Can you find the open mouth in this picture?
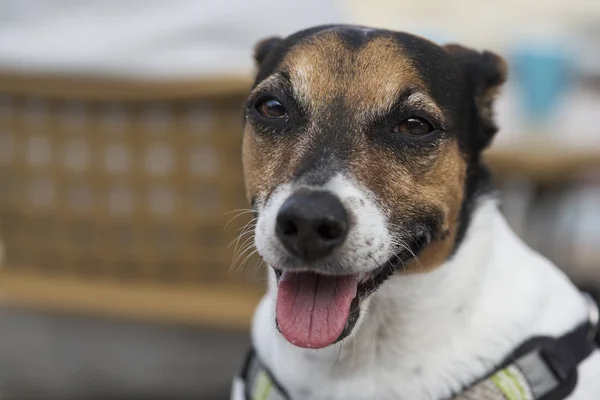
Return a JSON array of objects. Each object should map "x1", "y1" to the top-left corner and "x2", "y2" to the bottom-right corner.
[{"x1": 273, "y1": 251, "x2": 407, "y2": 349}]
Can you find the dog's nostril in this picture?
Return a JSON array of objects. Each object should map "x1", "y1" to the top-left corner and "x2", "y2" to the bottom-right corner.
[
  {"x1": 317, "y1": 220, "x2": 343, "y2": 241},
  {"x1": 279, "y1": 218, "x2": 298, "y2": 236}
]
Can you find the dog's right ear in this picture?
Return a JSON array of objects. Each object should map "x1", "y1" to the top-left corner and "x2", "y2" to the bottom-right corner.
[{"x1": 254, "y1": 37, "x2": 282, "y2": 66}]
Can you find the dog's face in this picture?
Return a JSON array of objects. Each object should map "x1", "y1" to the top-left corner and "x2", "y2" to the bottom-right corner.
[{"x1": 243, "y1": 25, "x2": 506, "y2": 349}]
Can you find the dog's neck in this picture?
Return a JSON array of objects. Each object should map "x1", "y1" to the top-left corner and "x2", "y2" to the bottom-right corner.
[{"x1": 252, "y1": 198, "x2": 588, "y2": 399}]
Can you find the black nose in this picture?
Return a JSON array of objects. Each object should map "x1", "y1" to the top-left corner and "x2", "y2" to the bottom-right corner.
[{"x1": 275, "y1": 190, "x2": 349, "y2": 261}]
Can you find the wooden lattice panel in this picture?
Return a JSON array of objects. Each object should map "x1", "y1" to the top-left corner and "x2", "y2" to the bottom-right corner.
[{"x1": 0, "y1": 78, "x2": 264, "y2": 302}]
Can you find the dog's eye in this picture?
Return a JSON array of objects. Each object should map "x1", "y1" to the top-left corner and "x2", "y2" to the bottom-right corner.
[
  {"x1": 394, "y1": 118, "x2": 434, "y2": 136},
  {"x1": 255, "y1": 97, "x2": 287, "y2": 119}
]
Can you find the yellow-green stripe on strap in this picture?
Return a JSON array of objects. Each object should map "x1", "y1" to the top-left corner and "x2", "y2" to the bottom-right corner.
[
  {"x1": 490, "y1": 367, "x2": 530, "y2": 400},
  {"x1": 252, "y1": 370, "x2": 273, "y2": 400}
]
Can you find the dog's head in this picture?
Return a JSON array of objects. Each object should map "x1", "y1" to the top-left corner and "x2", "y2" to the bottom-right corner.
[{"x1": 242, "y1": 25, "x2": 507, "y2": 349}]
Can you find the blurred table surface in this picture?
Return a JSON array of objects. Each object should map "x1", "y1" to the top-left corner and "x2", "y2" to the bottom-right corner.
[
  {"x1": 485, "y1": 137, "x2": 600, "y2": 184},
  {"x1": 0, "y1": 270, "x2": 264, "y2": 330}
]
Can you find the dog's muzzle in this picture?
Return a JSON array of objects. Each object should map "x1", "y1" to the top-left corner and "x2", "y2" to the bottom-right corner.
[{"x1": 254, "y1": 176, "x2": 404, "y2": 350}]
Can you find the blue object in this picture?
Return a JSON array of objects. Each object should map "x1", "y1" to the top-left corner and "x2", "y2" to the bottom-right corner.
[{"x1": 509, "y1": 43, "x2": 572, "y2": 126}]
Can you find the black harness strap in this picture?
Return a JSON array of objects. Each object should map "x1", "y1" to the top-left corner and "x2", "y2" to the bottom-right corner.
[{"x1": 541, "y1": 322, "x2": 597, "y2": 383}]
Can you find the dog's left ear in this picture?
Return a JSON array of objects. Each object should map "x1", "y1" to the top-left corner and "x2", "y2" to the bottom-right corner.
[
  {"x1": 254, "y1": 36, "x2": 282, "y2": 66},
  {"x1": 445, "y1": 44, "x2": 508, "y2": 152}
]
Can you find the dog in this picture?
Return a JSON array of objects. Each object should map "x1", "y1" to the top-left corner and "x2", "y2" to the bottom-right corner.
[{"x1": 231, "y1": 25, "x2": 600, "y2": 400}]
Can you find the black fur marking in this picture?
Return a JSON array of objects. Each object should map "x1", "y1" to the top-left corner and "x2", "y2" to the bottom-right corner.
[
  {"x1": 334, "y1": 25, "x2": 375, "y2": 51},
  {"x1": 254, "y1": 37, "x2": 283, "y2": 65},
  {"x1": 292, "y1": 97, "x2": 355, "y2": 185},
  {"x1": 452, "y1": 163, "x2": 494, "y2": 255}
]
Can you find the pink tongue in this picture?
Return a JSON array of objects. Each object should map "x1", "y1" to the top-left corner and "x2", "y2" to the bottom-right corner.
[{"x1": 276, "y1": 271, "x2": 358, "y2": 349}]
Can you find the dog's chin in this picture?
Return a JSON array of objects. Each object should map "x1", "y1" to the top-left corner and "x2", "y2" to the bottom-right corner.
[{"x1": 271, "y1": 250, "x2": 408, "y2": 349}]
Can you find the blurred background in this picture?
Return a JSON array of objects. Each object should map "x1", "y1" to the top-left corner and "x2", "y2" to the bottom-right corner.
[{"x1": 0, "y1": 1, "x2": 598, "y2": 399}]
